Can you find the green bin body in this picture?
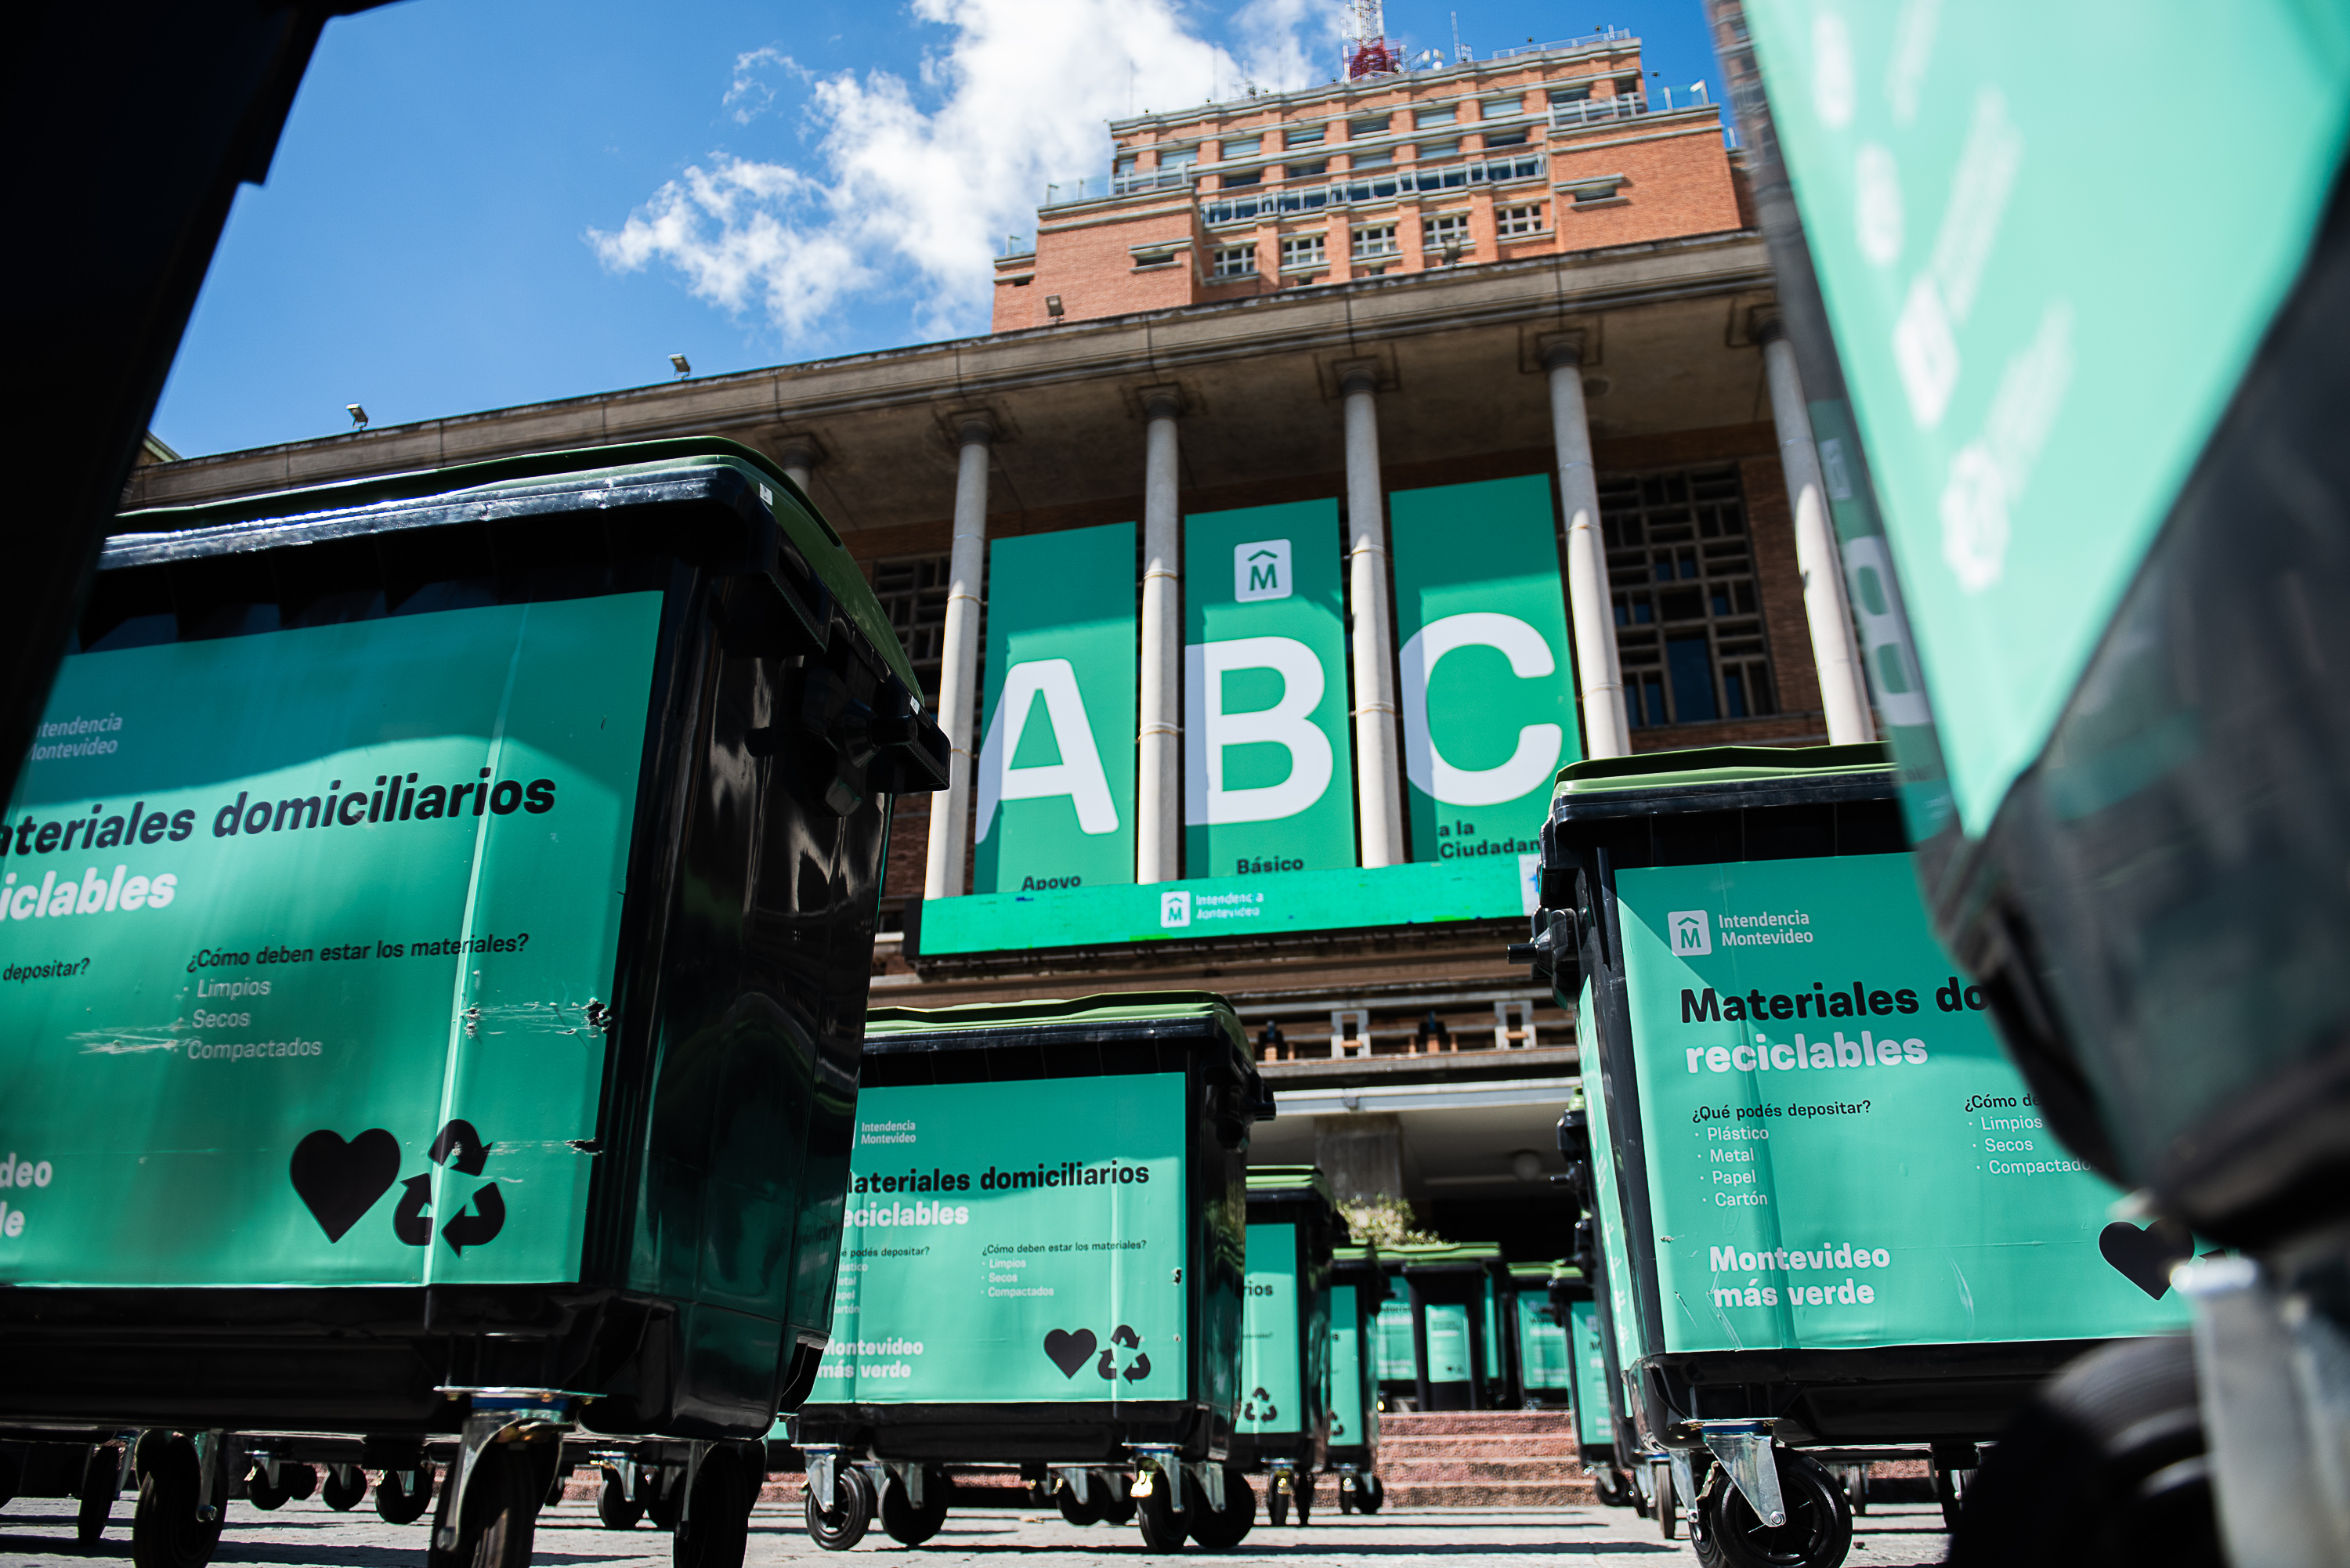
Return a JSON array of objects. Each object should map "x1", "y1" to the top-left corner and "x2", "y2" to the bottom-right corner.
[
  {"x1": 1510, "y1": 1263, "x2": 1574, "y2": 1410},
  {"x1": 1229, "y1": 1169, "x2": 1339, "y2": 1476},
  {"x1": 1383, "y1": 1243, "x2": 1507, "y2": 1412},
  {"x1": 0, "y1": 439, "x2": 945, "y2": 1443},
  {"x1": 1537, "y1": 746, "x2": 2189, "y2": 1461},
  {"x1": 1323, "y1": 1245, "x2": 1386, "y2": 1477},
  {"x1": 790, "y1": 992, "x2": 1265, "y2": 1465}
]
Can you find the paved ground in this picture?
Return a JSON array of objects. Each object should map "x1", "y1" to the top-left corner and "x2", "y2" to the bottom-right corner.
[{"x1": 0, "y1": 1495, "x2": 1951, "y2": 1568}]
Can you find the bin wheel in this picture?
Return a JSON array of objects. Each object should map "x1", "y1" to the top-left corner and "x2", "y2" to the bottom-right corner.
[
  {"x1": 1185, "y1": 1466, "x2": 1254, "y2": 1552},
  {"x1": 244, "y1": 1465, "x2": 287, "y2": 1512},
  {"x1": 1691, "y1": 1450, "x2": 1851, "y2": 1568},
  {"x1": 1841, "y1": 1466, "x2": 1866, "y2": 1519},
  {"x1": 78, "y1": 1446, "x2": 119, "y2": 1543},
  {"x1": 375, "y1": 1465, "x2": 435, "y2": 1526},
  {"x1": 879, "y1": 1467, "x2": 950, "y2": 1548},
  {"x1": 1358, "y1": 1474, "x2": 1383, "y2": 1516},
  {"x1": 1096, "y1": 1472, "x2": 1135, "y2": 1526},
  {"x1": 1336, "y1": 1478, "x2": 1354, "y2": 1516},
  {"x1": 1133, "y1": 1467, "x2": 1187, "y2": 1554},
  {"x1": 425, "y1": 1443, "x2": 541, "y2": 1568},
  {"x1": 805, "y1": 1464, "x2": 874, "y2": 1552},
  {"x1": 131, "y1": 1436, "x2": 224, "y2": 1568},
  {"x1": 675, "y1": 1445, "x2": 754, "y2": 1568},
  {"x1": 598, "y1": 1469, "x2": 645, "y2": 1530},
  {"x1": 323, "y1": 1465, "x2": 367, "y2": 1512},
  {"x1": 1055, "y1": 1478, "x2": 1103, "y2": 1527},
  {"x1": 1267, "y1": 1488, "x2": 1289, "y2": 1528},
  {"x1": 1947, "y1": 1335, "x2": 2218, "y2": 1568},
  {"x1": 646, "y1": 1472, "x2": 683, "y2": 1533},
  {"x1": 1293, "y1": 1475, "x2": 1314, "y2": 1526},
  {"x1": 281, "y1": 1463, "x2": 319, "y2": 1503}
]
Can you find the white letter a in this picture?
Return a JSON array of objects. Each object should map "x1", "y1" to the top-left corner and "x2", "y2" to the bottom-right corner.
[{"x1": 975, "y1": 659, "x2": 1119, "y2": 840}]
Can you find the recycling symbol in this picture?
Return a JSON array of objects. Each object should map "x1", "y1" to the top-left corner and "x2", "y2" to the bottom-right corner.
[
  {"x1": 1093, "y1": 1324, "x2": 1152, "y2": 1385},
  {"x1": 1242, "y1": 1385, "x2": 1279, "y2": 1422},
  {"x1": 392, "y1": 1119, "x2": 507, "y2": 1254}
]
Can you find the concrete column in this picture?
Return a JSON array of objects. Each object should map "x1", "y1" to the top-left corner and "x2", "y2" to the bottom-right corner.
[
  {"x1": 1314, "y1": 1112, "x2": 1405, "y2": 1207},
  {"x1": 923, "y1": 419, "x2": 993, "y2": 899},
  {"x1": 1137, "y1": 393, "x2": 1183, "y2": 883},
  {"x1": 1548, "y1": 343, "x2": 1630, "y2": 757},
  {"x1": 1341, "y1": 368, "x2": 1405, "y2": 867},
  {"x1": 1759, "y1": 323, "x2": 1875, "y2": 745},
  {"x1": 776, "y1": 444, "x2": 816, "y2": 496}
]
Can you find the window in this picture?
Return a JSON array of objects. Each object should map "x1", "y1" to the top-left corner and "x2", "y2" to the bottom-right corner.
[
  {"x1": 869, "y1": 555, "x2": 952, "y2": 704},
  {"x1": 1349, "y1": 115, "x2": 1391, "y2": 137},
  {"x1": 1115, "y1": 155, "x2": 1139, "y2": 175},
  {"x1": 1415, "y1": 138, "x2": 1460, "y2": 160},
  {"x1": 1422, "y1": 211, "x2": 1470, "y2": 256},
  {"x1": 1480, "y1": 127, "x2": 1530, "y2": 149},
  {"x1": 1351, "y1": 224, "x2": 1398, "y2": 260},
  {"x1": 1211, "y1": 244, "x2": 1258, "y2": 278},
  {"x1": 1160, "y1": 146, "x2": 1199, "y2": 168},
  {"x1": 1414, "y1": 105, "x2": 1459, "y2": 129},
  {"x1": 1283, "y1": 125, "x2": 1326, "y2": 148},
  {"x1": 1285, "y1": 160, "x2": 1327, "y2": 179},
  {"x1": 1279, "y1": 233, "x2": 1326, "y2": 271},
  {"x1": 1221, "y1": 170, "x2": 1262, "y2": 189},
  {"x1": 1132, "y1": 248, "x2": 1178, "y2": 269},
  {"x1": 1564, "y1": 174, "x2": 1628, "y2": 204},
  {"x1": 1482, "y1": 95, "x2": 1526, "y2": 117},
  {"x1": 1220, "y1": 134, "x2": 1261, "y2": 157},
  {"x1": 1547, "y1": 83, "x2": 1593, "y2": 104},
  {"x1": 1498, "y1": 203, "x2": 1545, "y2": 236},
  {"x1": 1614, "y1": 76, "x2": 1642, "y2": 96},
  {"x1": 1600, "y1": 467, "x2": 1776, "y2": 728},
  {"x1": 1349, "y1": 149, "x2": 1393, "y2": 169}
]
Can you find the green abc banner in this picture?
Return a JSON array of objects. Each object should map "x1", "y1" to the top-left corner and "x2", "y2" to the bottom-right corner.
[
  {"x1": 1744, "y1": 2, "x2": 2350, "y2": 835},
  {"x1": 1327, "y1": 1282, "x2": 1366, "y2": 1447},
  {"x1": 1390, "y1": 475, "x2": 1579, "y2": 880},
  {"x1": 1184, "y1": 502, "x2": 1356, "y2": 878},
  {"x1": 974, "y1": 522, "x2": 1137, "y2": 894},
  {"x1": 1238, "y1": 1221, "x2": 1300, "y2": 1434},
  {"x1": 0, "y1": 594, "x2": 661, "y2": 1287},
  {"x1": 813, "y1": 1074, "x2": 1186, "y2": 1404},
  {"x1": 1568, "y1": 1299, "x2": 1610, "y2": 1448},
  {"x1": 1513, "y1": 1292, "x2": 1571, "y2": 1390},
  {"x1": 1616, "y1": 853, "x2": 2192, "y2": 1352}
]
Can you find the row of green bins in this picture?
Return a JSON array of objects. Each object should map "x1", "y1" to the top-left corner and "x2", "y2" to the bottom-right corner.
[
  {"x1": 0, "y1": 441, "x2": 948, "y2": 1568},
  {"x1": 1553, "y1": 1109, "x2": 1640, "y2": 1514},
  {"x1": 788, "y1": 993, "x2": 1270, "y2": 1554},
  {"x1": 1517, "y1": 746, "x2": 2191, "y2": 1566},
  {"x1": 1324, "y1": 1245, "x2": 1386, "y2": 1513},
  {"x1": 1717, "y1": 5, "x2": 2350, "y2": 1559},
  {"x1": 1228, "y1": 1169, "x2": 1340, "y2": 1525},
  {"x1": 1376, "y1": 1243, "x2": 1509, "y2": 1411}
]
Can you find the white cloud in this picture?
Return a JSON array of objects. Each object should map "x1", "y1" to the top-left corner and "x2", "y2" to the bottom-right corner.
[{"x1": 588, "y1": 0, "x2": 1340, "y2": 346}]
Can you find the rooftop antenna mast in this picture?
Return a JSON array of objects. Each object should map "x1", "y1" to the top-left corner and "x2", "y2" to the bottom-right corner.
[
  {"x1": 1452, "y1": 9, "x2": 1466, "y2": 63},
  {"x1": 1343, "y1": 0, "x2": 1401, "y2": 79}
]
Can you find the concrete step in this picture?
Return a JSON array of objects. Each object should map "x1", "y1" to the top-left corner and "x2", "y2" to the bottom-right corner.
[
  {"x1": 1377, "y1": 1456, "x2": 1593, "y2": 1483},
  {"x1": 1382, "y1": 1478, "x2": 1599, "y2": 1508},
  {"x1": 1380, "y1": 1435, "x2": 1580, "y2": 1459},
  {"x1": 1379, "y1": 1411, "x2": 1577, "y2": 1436}
]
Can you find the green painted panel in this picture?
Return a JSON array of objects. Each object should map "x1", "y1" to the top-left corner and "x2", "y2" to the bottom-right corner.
[
  {"x1": 1184, "y1": 502, "x2": 1357, "y2": 876},
  {"x1": 1240, "y1": 1221, "x2": 1301, "y2": 1434},
  {"x1": 812, "y1": 1074, "x2": 1187, "y2": 1403},
  {"x1": 1373, "y1": 1295, "x2": 1417, "y2": 1381},
  {"x1": 1424, "y1": 1302, "x2": 1473, "y2": 1382},
  {"x1": 1514, "y1": 1292, "x2": 1572, "y2": 1390},
  {"x1": 1569, "y1": 1299, "x2": 1611, "y2": 1447},
  {"x1": 1744, "y1": 2, "x2": 2350, "y2": 833},
  {"x1": 0, "y1": 594, "x2": 661, "y2": 1286},
  {"x1": 1328, "y1": 1283, "x2": 1367, "y2": 1444},
  {"x1": 1390, "y1": 475, "x2": 1579, "y2": 869},
  {"x1": 974, "y1": 523, "x2": 1137, "y2": 893}
]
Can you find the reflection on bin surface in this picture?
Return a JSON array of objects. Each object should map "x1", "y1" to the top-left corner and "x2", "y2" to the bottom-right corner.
[
  {"x1": 1542, "y1": 745, "x2": 2189, "y2": 1450},
  {"x1": 0, "y1": 439, "x2": 946, "y2": 1436},
  {"x1": 793, "y1": 991, "x2": 1267, "y2": 1461},
  {"x1": 1230, "y1": 1167, "x2": 1340, "y2": 1483}
]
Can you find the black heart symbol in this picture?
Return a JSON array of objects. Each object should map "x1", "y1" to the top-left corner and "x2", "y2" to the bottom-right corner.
[
  {"x1": 290, "y1": 1128, "x2": 401, "y2": 1242},
  {"x1": 2099, "y1": 1219, "x2": 2193, "y2": 1299},
  {"x1": 1043, "y1": 1328, "x2": 1097, "y2": 1378}
]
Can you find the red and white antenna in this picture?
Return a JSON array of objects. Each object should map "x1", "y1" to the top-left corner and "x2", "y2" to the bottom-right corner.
[{"x1": 1343, "y1": 0, "x2": 1401, "y2": 79}]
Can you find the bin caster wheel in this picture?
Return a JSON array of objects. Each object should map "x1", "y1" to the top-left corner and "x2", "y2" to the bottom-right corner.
[
  {"x1": 598, "y1": 1469, "x2": 645, "y2": 1530},
  {"x1": 131, "y1": 1436, "x2": 225, "y2": 1568},
  {"x1": 1947, "y1": 1335, "x2": 2219, "y2": 1568},
  {"x1": 1337, "y1": 1478, "x2": 1354, "y2": 1516},
  {"x1": 1267, "y1": 1486, "x2": 1289, "y2": 1528},
  {"x1": 675, "y1": 1445, "x2": 754, "y2": 1568},
  {"x1": 425, "y1": 1443, "x2": 541, "y2": 1568},
  {"x1": 1097, "y1": 1472, "x2": 1135, "y2": 1526},
  {"x1": 646, "y1": 1471, "x2": 683, "y2": 1532},
  {"x1": 375, "y1": 1465, "x2": 435, "y2": 1526},
  {"x1": 78, "y1": 1445, "x2": 120, "y2": 1544},
  {"x1": 1055, "y1": 1476, "x2": 1103, "y2": 1527},
  {"x1": 880, "y1": 1467, "x2": 950, "y2": 1548},
  {"x1": 1186, "y1": 1466, "x2": 1254, "y2": 1552},
  {"x1": 281, "y1": 1464, "x2": 319, "y2": 1502},
  {"x1": 1293, "y1": 1475, "x2": 1314, "y2": 1526},
  {"x1": 805, "y1": 1465, "x2": 874, "y2": 1552},
  {"x1": 323, "y1": 1465, "x2": 367, "y2": 1512},
  {"x1": 1691, "y1": 1450, "x2": 1851, "y2": 1568},
  {"x1": 1133, "y1": 1466, "x2": 1187, "y2": 1554},
  {"x1": 244, "y1": 1465, "x2": 287, "y2": 1512},
  {"x1": 1357, "y1": 1474, "x2": 1383, "y2": 1515}
]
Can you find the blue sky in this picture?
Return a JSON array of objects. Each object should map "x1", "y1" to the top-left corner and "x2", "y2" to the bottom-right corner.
[{"x1": 153, "y1": 0, "x2": 1730, "y2": 458}]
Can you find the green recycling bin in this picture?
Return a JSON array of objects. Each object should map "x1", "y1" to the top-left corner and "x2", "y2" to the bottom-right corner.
[
  {"x1": 1509, "y1": 1263, "x2": 1573, "y2": 1408},
  {"x1": 1553, "y1": 1108, "x2": 1640, "y2": 1514},
  {"x1": 1386, "y1": 1243, "x2": 1507, "y2": 1412},
  {"x1": 1322, "y1": 1243, "x2": 1386, "y2": 1514},
  {"x1": 788, "y1": 992, "x2": 1270, "y2": 1554},
  {"x1": 1229, "y1": 1167, "x2": 1340, "y2": 1526},
  {"x1": 0, "y1": 439, "x2": 946, "y2": 1568},
  {"x1": 1517, "y1": 746, "x2": 2193, "y2": 1564},
  {"x1": 1370, "y1": 1277, "x2": 1418, "y2": 1408}
]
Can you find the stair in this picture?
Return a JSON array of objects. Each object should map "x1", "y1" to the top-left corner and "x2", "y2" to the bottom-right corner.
[{"x1": 1374, "y1": 1408, "x2": 1597, "y2": 1509}]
